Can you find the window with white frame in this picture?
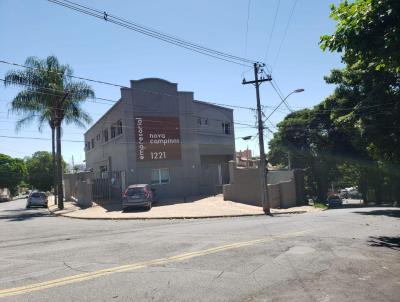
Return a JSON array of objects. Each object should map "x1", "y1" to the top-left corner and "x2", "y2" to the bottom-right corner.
[
  {"x1": 110, "y1": 125, "x2": 116, "y2": 139},
  {"x1": 151, "y1": 168, "x2": 170, "y2": 185},
  {"x1": 222, "y1": 122, "x2": 231, "y2": 134},
  {"x1": 103, "y1": 129, "x2": 109, "y2": 142},
  {"x1": 116, "y1": 120, "x2": 123, "y2": 135}
]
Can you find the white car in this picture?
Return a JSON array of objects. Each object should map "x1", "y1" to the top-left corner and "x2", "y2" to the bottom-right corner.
[
  {"x1": 0, "y1": 188, "x2": 11, "y2": 202},
  {"x1": 26, "y1": 192, "x2": 48, "y2": 208}
]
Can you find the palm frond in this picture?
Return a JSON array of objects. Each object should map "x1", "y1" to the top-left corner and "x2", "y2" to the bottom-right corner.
[
  {"x1": 65, "y1": 81, "x2": 95, "y2": 101},
  {"x1": 5, "y1": 55, "x2": 95, "y2": 134},
  {"x1": 15, "y1": 113, "x2": 37, "y2": 132}
]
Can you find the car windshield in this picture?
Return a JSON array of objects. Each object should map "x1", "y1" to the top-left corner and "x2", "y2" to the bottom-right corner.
[
  {"x1": 126, "y1": 188, "x2": 144, "y2": 196},
  {"x1": 31, "y1": 192, "x2": 45, "y2": 198}
]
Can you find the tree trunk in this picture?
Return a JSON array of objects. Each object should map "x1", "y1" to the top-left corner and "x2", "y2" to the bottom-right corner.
[
  {"x1": 56, "y1": 125, "x2": 64, "y2": 210},
  {"x1": 51, "y1": 126, "x2": 57, "y2": 205}
]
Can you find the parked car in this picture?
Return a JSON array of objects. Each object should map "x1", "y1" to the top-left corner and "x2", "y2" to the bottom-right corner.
[
  {"x1": 0, "y1": 188, "x2": 11, "y2": 202},
  {"x1": 339, "y1": 189, "x2": 348, "y2": 199},
  {"x1": 326, "y1": 195, "x2": 343, "y2": 208},
  {"x1": 26, "y1": 191, "x2": 48, "y2": 208},
  {"x1": 25, "y1": 190, "x2": 32, "y2": 198},
  {"x1": 122, "y1": 184, "x2": 153, "y2": 211}
]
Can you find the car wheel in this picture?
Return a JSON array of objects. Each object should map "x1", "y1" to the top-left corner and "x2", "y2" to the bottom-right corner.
[{"x1": 26, "y1": 204, "x2": 30, "y2": 209}]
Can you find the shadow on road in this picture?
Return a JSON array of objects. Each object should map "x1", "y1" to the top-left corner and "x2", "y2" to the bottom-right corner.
[
  {"x1": 353, "y1": 209, "x2": 400, "y2": 218},
  {"x1": 95, "y1": 195, "x2": 212, "y2": 213},
  {"x1": 0, "y1": 209, "x2": 49, "y2": 222},
  {"x1": 368, "y1": 236, "x2": 400, "y2": 251}
]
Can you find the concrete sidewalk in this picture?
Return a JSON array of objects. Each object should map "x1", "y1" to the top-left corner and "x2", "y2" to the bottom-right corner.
[{"x1": 48, "y1": 195, "x2": 322, "y2": 219}]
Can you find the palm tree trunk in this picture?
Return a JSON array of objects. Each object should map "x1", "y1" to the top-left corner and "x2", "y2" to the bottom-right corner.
[
  {"x1": 51, "y1": 126, "x2": 58, "y2": 205},
  {"x1": 56, "y1": 124, "x2": 64, "y2": 210}
]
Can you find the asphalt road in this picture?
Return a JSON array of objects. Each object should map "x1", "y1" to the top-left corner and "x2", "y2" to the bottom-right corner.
[{"x1": 0, "y1": 198, "x2": 399, "y2": 302}]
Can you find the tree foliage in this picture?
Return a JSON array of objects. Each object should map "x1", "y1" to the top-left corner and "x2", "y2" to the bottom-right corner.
[
  {"x1": 4, "y1": 55, "x2": 95, "y2": 208},
  {"x1": 0, "y1": 154, "x2": 27, "y2": 195},
  {"x1": 270, "y1": 0, "x2": 400, "y2": 203},
  {"x1": 4, "y1": 56, "x2": 94, "y2": 131},
  {"x1": 320, "y1": 0, "x2": 400, "y2": 73},
  {"x1": 25, "y1": 151, "x2": 66, "y2": 191}
]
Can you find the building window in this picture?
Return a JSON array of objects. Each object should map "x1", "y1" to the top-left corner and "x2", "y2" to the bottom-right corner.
[
  {"x1": 91, "y1": 139, "x2": 95, "y2": 149},
  {"x1": 116, "y1": 120, "x2": 123, "y2": 135},
  {"x1": 96, "y1": 133, "x2": 100, "y2": 141},
  {"x1": 151, "y1": 168, "x2": 170, "y2": 185},
  {"x1": 99, "y1": 165, "x2": 108, "y2": 179},
  {"x1": 85, "y1": 141, "x2": 90, "y2": 151},
  {"x1": 103, "y1": 129, "x2": 109, "y2": 142},
  {"x1": 111, "y1": 125, "x2": 116, "y2": 139},
  {"x1": 222, "y1": 122, "x2": 231, "y2": 134},
  {"x1": 198, "y1": 117, "x2": 209, "y2": 126}
]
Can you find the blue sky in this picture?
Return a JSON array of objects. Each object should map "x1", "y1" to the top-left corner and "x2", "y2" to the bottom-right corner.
[{"x1": 0, "y1": 0, "x2": 342, "y2": 165}]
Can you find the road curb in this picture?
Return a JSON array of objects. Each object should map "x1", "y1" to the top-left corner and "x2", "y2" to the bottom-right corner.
[{"x1": 47, "y1": 208, "x2": 309, "y2": 220}]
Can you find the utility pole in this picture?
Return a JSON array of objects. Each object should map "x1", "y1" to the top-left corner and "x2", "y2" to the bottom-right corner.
[{"x1": 242, "y1": 62, "x2": 272, "y2": 215}]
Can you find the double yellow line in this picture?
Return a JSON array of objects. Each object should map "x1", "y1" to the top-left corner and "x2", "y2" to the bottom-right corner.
[{"x1": 0, "y1": 230, "x2": 308, "y2": 298}]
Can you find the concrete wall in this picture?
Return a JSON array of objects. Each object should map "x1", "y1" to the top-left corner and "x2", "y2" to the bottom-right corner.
[
  {"x1": 279, "y1": 180, "x2": 296, "y2": 208},
  {"x1": 268, "y1": 184, "x2": 281, "y2": 208},
  {"x1": 64, "y1": 172, "x2": 93, "y2": 207},
  {"x1": 76, "y1": 181, "x2": 93, "y2": 208},
  {"x1": 223, "y1": 161, "x2": 302, "y2": 208}
]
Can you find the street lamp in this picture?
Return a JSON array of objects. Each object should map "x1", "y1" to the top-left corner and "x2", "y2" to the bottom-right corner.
[
  {"x1": 266, "y1": 88, "x2": 305, "y2": 120},
  {"x1": 274, "y1": 88, "x2": 304, "y2": 171}
]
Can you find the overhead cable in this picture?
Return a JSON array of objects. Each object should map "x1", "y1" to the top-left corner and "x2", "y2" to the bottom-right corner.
[{"x1": 47, "y1": 0, "x2": 258, "y2": 67}]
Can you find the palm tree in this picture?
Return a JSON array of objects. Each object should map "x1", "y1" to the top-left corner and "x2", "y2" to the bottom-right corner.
[{"x1": 4, "y1": 56, "x2": 94, "y2": 209}]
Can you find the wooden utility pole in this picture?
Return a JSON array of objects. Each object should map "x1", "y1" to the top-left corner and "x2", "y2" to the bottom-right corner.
[{"x1": 242, "y1": 63, "x2": 272, "y2": 215}]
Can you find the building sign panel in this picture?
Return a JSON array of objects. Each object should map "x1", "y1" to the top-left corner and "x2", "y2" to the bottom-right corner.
[{"x1": 135, "y1": 116, "x2": 181, "y2": 161}]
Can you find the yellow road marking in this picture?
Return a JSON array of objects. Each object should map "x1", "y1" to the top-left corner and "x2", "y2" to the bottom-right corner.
[{"x1": 0, "y1": 230, "x2": 308, "y2": 298}]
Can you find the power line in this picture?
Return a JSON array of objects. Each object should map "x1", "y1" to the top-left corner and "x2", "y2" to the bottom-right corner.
[
  {"x1": 264, "y1": 0, "x2": 280, "y2": 62},
  {"x1": 0, "y1": 135, "x2": 84, "y2": 143},
  {"x1": 47, "y1": 0, "x2": 258, "y2": 67},
  {"x1": 243, "y1": 0, "x2": 252, "y2": 76},
  {"x1": 0, "y1": 62, "x2": 258, "y2": 110},
  {"x1": 270, "y1": 80, "x2": 293, "y2": 112},
  {"x1": 259, "y1": 68, "x2": 294, "y2": 114},
  {"x1": 272, "y1": 0, "x2": 298, "y2": 70},
  {"x1": 0, "y1": 60, "x2": 125, "y2": 89}
]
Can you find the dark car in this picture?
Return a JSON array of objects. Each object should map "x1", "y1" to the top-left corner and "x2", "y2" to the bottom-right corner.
[
  {"x1": 326, "y1": 195, "x2": 343, "y2": 208},
  {"x1": 122, "y1": 184, "x2": 153, "y2": 211}
]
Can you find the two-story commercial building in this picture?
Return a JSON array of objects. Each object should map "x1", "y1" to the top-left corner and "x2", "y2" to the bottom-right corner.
[{"x1": 84, "y1": 78, "x2": 235, "y2": 198}]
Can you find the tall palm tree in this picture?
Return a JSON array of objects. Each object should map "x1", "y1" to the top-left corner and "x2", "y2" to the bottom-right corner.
[{"x1": 4, "y1": 56, "x2": 94, "y2": 209}]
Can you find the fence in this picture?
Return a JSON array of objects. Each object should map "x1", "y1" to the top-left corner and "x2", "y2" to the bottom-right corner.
[
  {"x1": 92, "y1": 171, "x2": 125, "y2": 203},
  {"x1": 64, "y1": 170, "x2": 126, "y2": 207}
]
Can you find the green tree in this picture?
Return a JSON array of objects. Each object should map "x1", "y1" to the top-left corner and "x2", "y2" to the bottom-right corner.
[
  {"x1": 320, "y1": 0, "x2": 400, "y2": 202},
  {"x1": 268, "y1": 99, "x2": 368, "y2": 202},
  {"x1": 25, "y1": 151, "x2": 66, "y2": 191},
  {"x1": 0, "y1": 154, "x2": 27, "y2": 196},
  {"x1": 4, "y1": 56, "x2": 94, "y2": 209},
  {"x1": 320, "y1": 0, "x2": 400, "y2": 73},
  {"x1": 269, "y1": 0, "x2": 400, "y2": 203}
]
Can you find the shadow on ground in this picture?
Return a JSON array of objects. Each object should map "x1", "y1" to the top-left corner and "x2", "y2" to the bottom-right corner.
[
  {"x1": 94, "y1": 195, "x2": 213, "y2": 213},
  {"x1": 368, "y1": 236, "x2": 400, "y2": 251},
  {"x1": 0, "y1": 208, "x2": 49, "y2": 222},
  {"x1": 353, "y1": 209, "x2": 400, "y2": 218}
]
